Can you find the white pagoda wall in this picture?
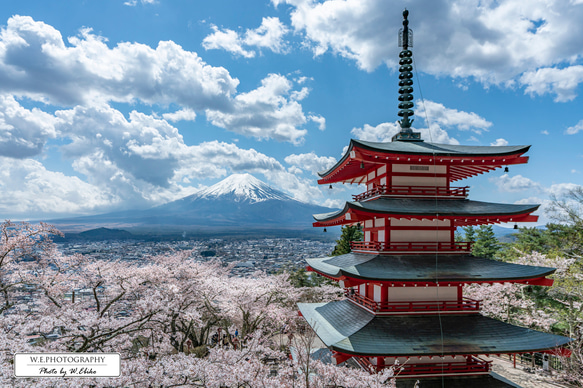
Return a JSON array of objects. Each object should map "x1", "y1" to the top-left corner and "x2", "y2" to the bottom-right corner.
[
  {"x1": 389, "y1": 219, "x2": 452, "y2": 242},
  {"x1": 388, "y1": 287, "x2": 457, "y2": 302}
]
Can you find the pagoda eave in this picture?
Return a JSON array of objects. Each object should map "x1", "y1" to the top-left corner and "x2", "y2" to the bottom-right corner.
[
  {"x1": 313, "y1": 201, "x2": 539, "y2": 227},
  {"x1": 307, "y1": 271, "x2": 554, "y2": 288},
  {"x1": 306, "y1": 254, "x2": 556, "y2": 285},
  {"x1": 298, "y1": 300, "x2": 572, "y2": 358},
  {"x1": 318, "y1": 140, "x2": 531, "y2": 185}
]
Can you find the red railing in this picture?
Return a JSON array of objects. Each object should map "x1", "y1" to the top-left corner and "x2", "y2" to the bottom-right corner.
[
  {"x1": 353, "y1": 185, "x2": 469, "y2": 201},
  {"x1": 345, "y1": 290, "x2": 481, "y2": 313},
  {"x1": 350, "y1": 241, "x2": 472, "y2": 253},
  {"x1": 356, "y1": 356, "x2": 491, "y2": 376}
]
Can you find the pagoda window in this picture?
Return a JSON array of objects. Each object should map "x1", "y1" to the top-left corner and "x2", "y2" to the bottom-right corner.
[
  {"x1": 388, "y1": 286, "x2": 457, "y2": 303},
  {"x1": 392, "y1": 164, "x2": 446, "y2": 174},
  {"x1": 377, "y1": 165, "x2": 387, "y2": 176},
  {"x1": 368, "y1": 171, "x2": 376, "y2": 181},
  {"x1": 364, "y1": 230, "x2": 371, "y2": 242},
  {"x1": 380, "y1": 176, "x2": 387, "y2": 185},
  {"x1": 392, "y1": 175, "x2": 447, "y2": 187},
  {"x1": 373, "y1": 284, "x2": 382, "y2": 302},
  {"x1": 359, "y1": 283, "x2": 366, "y2": 296},
  {"x1": 365, "y1": 220, "x2": 374, "y2": 228},
  {"x1": 391, "y1": 229, "x2": 450, "y2": 242},
  {"x1": 378, "y1": 230, "x2": 385, "y2": 242},
  {"x1": 374, "y1": 218, "x2": 385, "y2": 227}
]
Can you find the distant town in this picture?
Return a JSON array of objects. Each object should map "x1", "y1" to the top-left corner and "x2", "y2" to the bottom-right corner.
[{"x1": 56, "y1": 237, "x2": 336, "y2": 277}]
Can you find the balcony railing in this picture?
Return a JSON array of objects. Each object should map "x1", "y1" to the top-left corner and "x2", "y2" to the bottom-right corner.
[
  {"x1": 353, "y1": 185, "x2": 469, "y2": 201},
  {"x1": 345, "y1": 290, "x2": 481, "y2": 313},
  {"x1": 356, "y1": 355, "x2": 491, "y2": 375},
  {"x1": 350, "y1": 241, "x2": 472, "y2": 253}
]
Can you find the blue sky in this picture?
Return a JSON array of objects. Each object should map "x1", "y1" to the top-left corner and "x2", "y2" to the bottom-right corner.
[{"x1": 1, "y1": 0, "x2": 582, "y2": 226}]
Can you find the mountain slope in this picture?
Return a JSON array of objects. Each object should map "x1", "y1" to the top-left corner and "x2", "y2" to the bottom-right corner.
[{"x1": 48, "y1": 174, "x2": 336, "y2": 233}]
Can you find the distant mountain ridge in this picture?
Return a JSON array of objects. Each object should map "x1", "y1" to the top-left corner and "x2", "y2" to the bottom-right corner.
[{"x1": 47, "y1": 174, "x2": 337, "y2": 236}]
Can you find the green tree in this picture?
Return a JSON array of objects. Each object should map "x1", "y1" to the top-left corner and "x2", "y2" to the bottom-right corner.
[
  {"x1": 461, "y1": 225, "x2": 476, "y2": 242},
  {"x1": 331, "y1": 224, "x2": 363, "y2": 256},
  {"x1": 471, "y1": 225, "x2": 501, "y2": 259}
]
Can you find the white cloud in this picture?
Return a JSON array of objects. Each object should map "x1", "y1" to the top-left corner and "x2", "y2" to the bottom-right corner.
[
  {"x1": 162, "y1": 108, "x2": 196, "y2": 122},
  {"x1": 0, "y1": 16, "x2": 238, "y2": 108},
  {"x1": 308, "y1": 114, "x2": 326, "y2": 130},
  {"x1": 0, "y1": 157, "x2": 112, "y2": 219},
  {"x1": 205, "y1": 74, "x2": 308, "y2": 144},
  {"x1": 202, "y1": 17, "x2": 289, "y2": 57},
  {"x1": 275, "y1": 0, "x2": 583, "y2": 98},
  {"x1": 566, "y1": 119, "x2": 583, "y2": 134},
  {"x1": 124, "y1": 0, "x2": 157, "y2": 6},
  {"x1": 284, "y1": 152, "x2": 337, "y2": 174},
  {"x1": 541, "y1": 130, "x2": 549, "y2": 135},
  {"x1": 417, "y1": 100, "x2": 492, "y2": 133},
  {"x1": 0, "y1": 94, "x2": 58, "y2": 158},
  {"x1": 0, "y1": 16, "x2": 311, "y2": 146},
  {"x1": 322, "y1": 198, "x2": 344, "y2": 209},
  {"x1": 490, "y1": 138, "x2": 509, "y2": 146},
  {"x1": 490, "y1": 174, "x2": 543, "y2": 193},
  {"x1": 244, "y1": 17, "x2": 290, "y2": 54},
  {"x1": 520, "y1": 66, "x2": 583, "y2": 102},
  {"x1": 351, "y1": 121, "x2": 459, "y2": 145},
  {"x1": 202, "y1": 26, "x2": 255, "y2": 58}
]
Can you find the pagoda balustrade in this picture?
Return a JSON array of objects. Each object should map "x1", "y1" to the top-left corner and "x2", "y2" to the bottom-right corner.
[
  {"x1": 356, "y1": 355, "x2": 491, "y2": 375},
  {"x1": 345, "y1": 290, "x2": 481, "y2": 313},
  {"x1": 351, "y1": 241, "x2": 472, "y2": 253},
  {"x1": 353, "y1": 185, "x2": 469, "y2": 201}
]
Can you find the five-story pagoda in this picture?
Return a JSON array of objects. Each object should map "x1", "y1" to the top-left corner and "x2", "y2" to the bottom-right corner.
[{"x1": 298, "y1": 9, "x2": 571, "y2": 387}]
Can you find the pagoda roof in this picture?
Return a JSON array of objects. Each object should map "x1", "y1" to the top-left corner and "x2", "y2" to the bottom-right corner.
[
  {"x1": 396, "y1": 373, "x2": 521, "y2": 388},
  {"x1": 318, "y1": 139, "x2": 531, "y2": 184},
  {"x1": 298, "y1": 299, "x2": 571, "y2": 357},
  {"x1": 306, "y1": 253, "x2": 555, "y2": 285},
  {"x1": 313, "y1": 198, "x2": 539, "y2": 226}
]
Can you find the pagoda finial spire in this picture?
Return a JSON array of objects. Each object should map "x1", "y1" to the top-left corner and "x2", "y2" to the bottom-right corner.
[{"x1": 393, "y1": 9, "x2": 422, "y2": 142}]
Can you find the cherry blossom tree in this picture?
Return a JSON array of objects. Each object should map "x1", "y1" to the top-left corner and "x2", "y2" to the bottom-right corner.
[{"x1": 1, "y1": 221, "x2": 379, "y2": 387}]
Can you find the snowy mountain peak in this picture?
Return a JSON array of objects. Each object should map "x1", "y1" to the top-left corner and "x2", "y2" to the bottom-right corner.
[{"x1": 193, "y1": 174, "x2": 292, "y2": 203}]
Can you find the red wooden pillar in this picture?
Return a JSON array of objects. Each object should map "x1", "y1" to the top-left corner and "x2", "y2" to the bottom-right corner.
[
  {"x1": 376, "y1": 356, "x2": 385, "y2": 372},
  {"x1": 381, "y1": 283, "x2": 389, "y2": 305}
]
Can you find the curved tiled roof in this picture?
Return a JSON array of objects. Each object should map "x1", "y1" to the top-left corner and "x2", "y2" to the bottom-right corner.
[
  {"x1": 318, "y1": 139, "x2": 530, "y2": 179},
  {"x1": 306, "y1": 253, "x2": 555, "y2": 283},
  {"x1": 313, "y1": 198, "x2": 539, "y2": 222},
  {"x1": 298, "y1": 299, "x2": 571, "y2": 357}
]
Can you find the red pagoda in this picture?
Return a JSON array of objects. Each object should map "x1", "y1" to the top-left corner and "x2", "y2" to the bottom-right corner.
[{"x1": 298, "y1": 10, "x2": 571, "y2": 387}]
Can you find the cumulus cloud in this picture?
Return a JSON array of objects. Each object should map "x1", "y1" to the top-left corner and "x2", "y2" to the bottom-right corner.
[
  {"x1": 0, "y1": 16, "x2": 237, "y2": 108},
  {"x1": 566, "y1": 119, "x2": 583, "y2": 135},
  {"x1": 162, "y1": 108, "x2": 196, "y2": 122},
  {"x1": 0, "y1": 157, "x2": 113, "y2": 219},
  {"x1": 308, "y1": 114, "x2": 326, "y2": 130},
  {"x1": 349, "y1": 100, "x2": 493, "y2": 145},
  {"x1": 490, "y1": 174, "x2": 543, "y2": 193},
  {"x1": 490, "y1": 138, "x2": 509, "y2": 146},
  {"x1": 205, "y1": 73, "x2": 308, "y2": 144},
  {"x1": 274, "y1": 0, "x2": 583, "y2": 99},
  {"x1": 351, "y1": 121, "x2": 459, "y2": 145},
  {"x1": 0, "y1": 16, "x2": 312, "y2": 148},
  {"x1": 284, "y1": 152, "x2": 337, "y2": 174},
  {"x1": 0, "y1": 94, "x2": 58, "y2": 158},
  {"x1": 520, "y1": 66, "x2": 583, "y2": 102},
  {"x1": 202, "y1": 26, "x2": 255, "y2": 58},
  {"x1": 418, "y1": 100, "x2": 492, "y2": 133},
  {"x1": 124, "y1": 0, "x2": 157, "y2": 6},
  {"x1": 202, "y1": 17, "x2": 289, "y2": 57}
]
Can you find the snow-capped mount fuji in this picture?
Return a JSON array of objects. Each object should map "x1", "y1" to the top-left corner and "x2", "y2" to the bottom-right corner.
[
  {"x1": 154, "y1": 173, "x2": 331, "y2": 228},
  {"x1": 188, "y1": 173, "x2": 292, "y2": 204},
  {"x1": 48, "y1": 174, "x2": 337, "y2": 236}
]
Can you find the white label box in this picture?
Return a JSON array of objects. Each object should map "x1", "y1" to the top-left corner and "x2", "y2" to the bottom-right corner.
[{"x1": 14, "y1": 353, "x2": 120, "y2": 378}]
